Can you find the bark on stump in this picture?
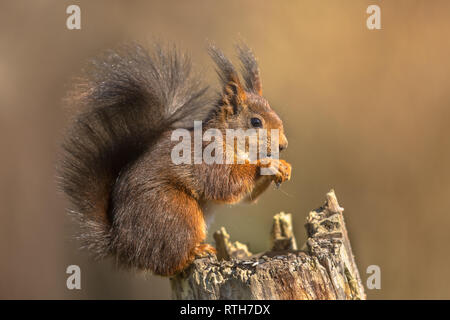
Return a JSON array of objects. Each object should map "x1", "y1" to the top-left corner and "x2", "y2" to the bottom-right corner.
[{"x1": 170, "y1": 190, "x2": 366, "y2": 300}]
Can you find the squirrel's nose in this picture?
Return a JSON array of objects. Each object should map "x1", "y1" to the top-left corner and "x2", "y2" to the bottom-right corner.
[{"x1": 279, "y1": 139, "x2": 288, "y2": 152}]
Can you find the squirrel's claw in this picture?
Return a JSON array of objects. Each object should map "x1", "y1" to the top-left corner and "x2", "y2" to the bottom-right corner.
[{"x1": 272, "y1": 159, "x2": 292, "y2": 187}]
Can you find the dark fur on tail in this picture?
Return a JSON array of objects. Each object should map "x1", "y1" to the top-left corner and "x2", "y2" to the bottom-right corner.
[{"x1": 57, "y1": 43, "x2": 211, "y2": 258}]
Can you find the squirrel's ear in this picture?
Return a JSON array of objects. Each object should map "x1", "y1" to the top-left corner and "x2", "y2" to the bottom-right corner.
[
  {"x1": 236, "y1": 42, "x2": 262, "y2": 96},
  {"x1": 222, "y1": 77, "x2": 246, "y2": 112},
  {"x1": 209, "y1": 45, "x2": 247, "y2": 113}
]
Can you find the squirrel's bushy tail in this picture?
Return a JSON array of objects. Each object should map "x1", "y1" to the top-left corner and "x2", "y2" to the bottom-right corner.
[{"x1": 58, "y1": 43, "x2": 210, "y2": 258}]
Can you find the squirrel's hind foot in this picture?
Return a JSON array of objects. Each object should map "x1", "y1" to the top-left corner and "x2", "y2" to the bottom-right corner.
[{"x1": 193, "y1": 243, "x2": 217, "y2": 258}]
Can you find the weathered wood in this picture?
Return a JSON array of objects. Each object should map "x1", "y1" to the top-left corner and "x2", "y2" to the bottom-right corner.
[
  {"x1": 213, "y1": 227, "x2": 252, "y2": 261},
  {"x1": 170, "y1": 190, "x2": 366, "y2": 300},
  {"x1": 270, "y1": 212, "x2": 298, "y2": 251}
]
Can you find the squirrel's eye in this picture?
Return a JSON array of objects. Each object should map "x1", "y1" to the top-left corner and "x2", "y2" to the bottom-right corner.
[{"x1": 251, "y1": 117, "x2": 262, "y2": 128}]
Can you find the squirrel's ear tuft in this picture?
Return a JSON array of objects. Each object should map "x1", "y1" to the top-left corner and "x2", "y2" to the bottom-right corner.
[
  {"x1": 209, "y1": 45, "x2": 247, "y2": 113},
  {"x1": 236, "y1": 42, "x2": 262, "y2": 96}
]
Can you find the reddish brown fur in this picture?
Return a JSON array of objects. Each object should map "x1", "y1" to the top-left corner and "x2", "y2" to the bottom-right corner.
[{"x1": 109, "y1": 77, "x2": 291, "y2": 275}]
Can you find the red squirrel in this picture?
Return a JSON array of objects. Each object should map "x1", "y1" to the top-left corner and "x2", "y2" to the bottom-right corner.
[{"x1": 58, "y1": 42, "x2": 291, "y2": 276}]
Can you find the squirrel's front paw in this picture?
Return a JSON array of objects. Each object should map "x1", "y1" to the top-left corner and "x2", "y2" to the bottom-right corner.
[
  {"x1": 273, "y1": 159, "x2": 291, "y2": 187},
  {"x1": 259, "y1": 158, "x2": 292, "y2": 186},
  {"x1": 193, "y1": 243, "x2": 217, "y2": 258}
]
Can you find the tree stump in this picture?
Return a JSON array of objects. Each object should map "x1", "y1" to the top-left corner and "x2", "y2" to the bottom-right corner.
[{"x1": 170, "y1": 190, "x2": 366, "y2": 300}]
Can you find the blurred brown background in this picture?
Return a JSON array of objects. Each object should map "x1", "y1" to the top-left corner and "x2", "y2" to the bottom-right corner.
[{"x1": 1, "y1": 0, "x2": 450, "y2": 299}]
